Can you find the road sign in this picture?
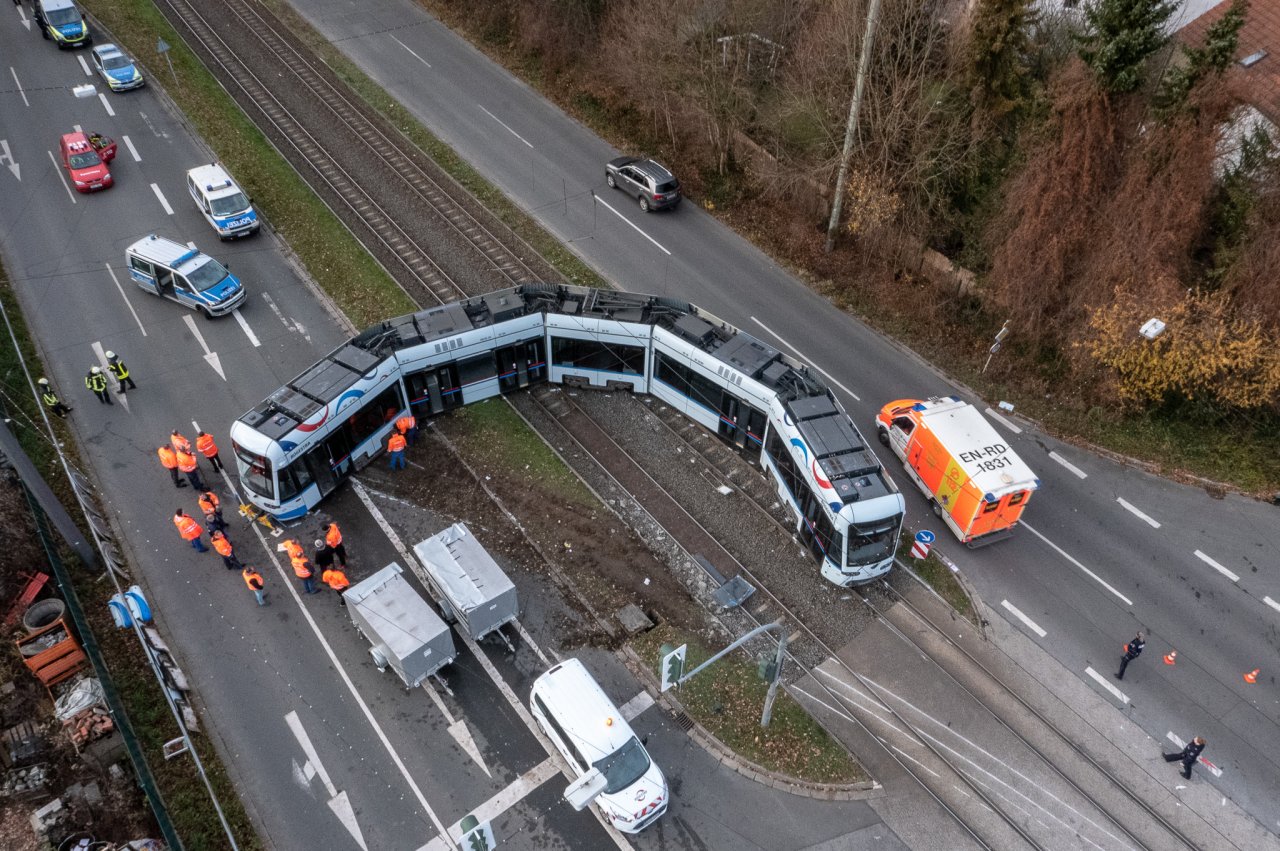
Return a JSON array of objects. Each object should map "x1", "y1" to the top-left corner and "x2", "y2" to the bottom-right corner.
[
  {"x1": 910, "y1": 530, "x2": 935, "y2": 560},
  {"x1": 156, "y1": 38, "x2": 170, "y2": 54},
  {"x1": 659, "y1": 643, "x2": 687, "y2": 692},
  {"x1": 459, "y1": 814, "x2": 496, "y2": 851}
]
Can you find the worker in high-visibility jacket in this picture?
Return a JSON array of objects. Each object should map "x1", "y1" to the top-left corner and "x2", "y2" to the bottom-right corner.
[
  {"x1": 157, "y1": 445, "x2": 185, "y2": 489},
  {"x1": 105, "y1": 351, "x2": 136, "y2": 394},
  {"x1": 321, "y1": 565, "x2": 350, "y2": 606},
  {"x1": 322, "y1": 522, "x2": 347, "y2": 567},
  {"x1": 197, "y1": 490, "x2": 225, "y2": 532},
  {"x1": 85, "y1": 366, "x2": 112, "y2": 405},
  {"x1": 279, "y1": 538, "x2": 304, "y2": 561},
  {"x1": 210, "y1": 530, "x2": 242, "y2": 571},
  {"x1": 170, "y1": 430, "x2": 192, "y2": 455},
  {"x1": 38, "y1": 378, "x2": 72, "y2": 418},
  {"x1": 387, "y1": 431, "x2": 407, "y2": 470},
  {"x1": 195, "y1": 430, "x2": 224, "y2": 472},
  {"x1": 291, "y1": 552, "x2": 318, "y2": 595},
  {"x1": 395, "y1": 412, "x2": 418, "y2": 446},
  {"x1": 176, "y1": 447, "x2": 206, "y2": 492},
  {"x1": 173, "y1": 509, "x2": 207, "y2": 552},
  {"x1": 243, "y1": 566, "x2": 266, "y2": 606}
]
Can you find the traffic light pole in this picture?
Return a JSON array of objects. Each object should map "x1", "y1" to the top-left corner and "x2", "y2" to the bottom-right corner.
[{"x1": 673, "y1": 619, "x2": 789, "y2": 727}]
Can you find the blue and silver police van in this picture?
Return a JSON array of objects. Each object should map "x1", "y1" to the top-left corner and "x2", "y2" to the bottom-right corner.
[
  {"x1": 34, "y1": 0, "x2": 90, "y2": 49},
  {"x1": 186, "y1": 163, "x2": 259, "y2": 239},
  {"x1": 126, "y1": 235, "x2": 247, "y2": 318}
]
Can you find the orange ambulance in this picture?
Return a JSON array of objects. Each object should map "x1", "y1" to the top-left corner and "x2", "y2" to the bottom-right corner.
[{"x1": 875, "y1": 396, "x2": 1038, "y2": 546}]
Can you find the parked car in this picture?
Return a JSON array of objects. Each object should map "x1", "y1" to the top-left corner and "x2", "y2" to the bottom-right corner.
[
  {"x1": 59, "y1": 132, "x2": 112, "y2": 193},
  {"x1": 34, "y1": 0, "x2": 90, "y2": 49},
  {"x1": 605, "y1": 157, "x2": 681, "y2": 212},
  {"x1": 91, "y1": 44, "x2": 145, "y2": 92}
]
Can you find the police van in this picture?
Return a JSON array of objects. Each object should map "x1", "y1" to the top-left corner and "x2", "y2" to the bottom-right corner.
[
  {"x1": 186, "y1": 163, "x2": 259, "y2": 239},
  {"x1": 126, "y1": 235, "x2": 247, "y2": 318},
  {"x1": 35, "y1": 0, "x2": 91, "y2": 48}
]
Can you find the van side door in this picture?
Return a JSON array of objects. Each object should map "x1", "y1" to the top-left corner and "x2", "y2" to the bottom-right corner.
[{"x1": 128, "y1": 256, "x2": 159, "y2": 295}]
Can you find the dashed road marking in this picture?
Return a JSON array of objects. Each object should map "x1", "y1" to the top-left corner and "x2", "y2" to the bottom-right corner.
[
  {"x1": 479, "y1": 104, "x2": 534, "y2": 148},
  {"x1": 749, "y1": 317, "x2": 861, "y2": 402},
  {"x1": 77, "y1": 55, "x2": 92, "y2": 76},
  {"x1": 1085, "y1": 667, "x2": 1129, "y2": 705},
  {"x1": 104, "y1": 263, "x2": 146, "y2": 336},
  {"x1": 1022, "y1": 522, "x2": 1133, "y2": 607},
  {"x1": 10, "y1": 68, "x2": 29, "y2": 108},
  {"x1": 1165, "y1": 732, "x2": 1223, "y2": 778},
  {"x1": 233, "y1": 308, "x2": 261, "y2": 347},
  {"x1": 48, "y1": 150, "x2": 76, "y2": 203},
  {"x1": 151, "y1": 182, "x2": 173, "y2": 215},
  {"x1": 98, "y1": 92, "x2": 115, "y2": 117},
  {"x1": 1117, "y1": 497, "x2": 1160, "y2": 529},
  {"x1": 1001, "y1": 600, "x2": 1046, "y2": 638},
  {"x1": 1264, "y1": 596, "x2": 1280, "y2": 615},
  {"x1": 122, "y1": 135, "x2": 141, "y2": 162},
  {"x1": 389, "y1": 34, "x2": 431, "y2": 68},
  {"x1": 1194, "y1": 550, "x2": 1239, "y2": 583},
  {"x1": 984, "y1": 408, "x2": 1021, "y2": 434},
  {"x1": 1048, "y1": 451, "x2": 1087, "y2": 479},
  {"x1": 593, "y1": 192, "x2": 671, "y2": 255}
]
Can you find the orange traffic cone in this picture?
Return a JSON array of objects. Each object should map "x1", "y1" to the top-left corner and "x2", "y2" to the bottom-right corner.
[
  {"x1": 1163, "y1": 651, "x2": 1177, "y2": 666},
  {"x1": 1244, "y1": 668, "x2": 1260, "y2": 684}
]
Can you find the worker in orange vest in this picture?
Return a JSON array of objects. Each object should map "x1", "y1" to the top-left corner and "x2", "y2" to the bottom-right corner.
[
  {"x1": 173, "y1": 509, "x2": 207, "y2": 552},
  {"x1": 170, "y1": 430, "x2": 192, "y2": 455},
  {"x1": 197, "y1": 490, "x2": 225, "y2": 532},
  {"x1": 291, "y1": 552, "x2": 318, "y2": 594},
  {"x1": 210, "y1": 530, "x2": 242, "y2": 571},
  {"x1": 395, "y1": 412, "x2": 418, "y2": 446},
  {"x1": 322, "y1": 522, "x2": 347, "y2": 567},
  {"x1": 176, "y1": 447, "x2": 206, "y2": 491},
  {"x1": 195, "y1": 430, "x2": 224, "y2": 472},
  {"x1": 321, "y1": 564, "x2": 350, "y2": 606},
  {"x1": 279, "y1": 537, "x2": 304, "y2": 561},
  {"x1": 243, "y1": 566, "x2": 267, "y2": 606},
  {"x1": 157, "y1": 445, "x2": 186, "y2": 489},
  {"x1": 387, "y1": 431, "x2": 407, "y2": 470}
]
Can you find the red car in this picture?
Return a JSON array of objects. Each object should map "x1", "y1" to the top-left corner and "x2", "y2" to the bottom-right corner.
[{"x1": 59, "y1": 131, "x2": 115, "y2": 192}]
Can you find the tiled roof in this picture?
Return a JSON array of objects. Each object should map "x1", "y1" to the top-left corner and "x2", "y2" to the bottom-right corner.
[{"x1": 1178, "y1": 0, "x2": 1279, "y2": 122}]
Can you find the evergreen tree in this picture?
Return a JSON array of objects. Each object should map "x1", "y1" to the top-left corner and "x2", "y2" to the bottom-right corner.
[
  {"x1": 966, "y1": 0, "x2": 1038, "y2": 121},
  {"x1": 1154, "y1": 0, "x2": 1249, "y2": 117},
  {"x1": 1076, "y1": 0, "x2": 1177, "y2": 93}
]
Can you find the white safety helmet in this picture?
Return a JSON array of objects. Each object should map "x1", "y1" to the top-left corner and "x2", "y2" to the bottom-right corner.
[
  {"x1": 90, "y1": 366, "x2": 102, "y2": 374},
  {"x1": 105, "y1": 351, "x2": 117, "y2": 360},
  {"x1": 38, "y1": 377, "x2": 49, "y2": 386}
]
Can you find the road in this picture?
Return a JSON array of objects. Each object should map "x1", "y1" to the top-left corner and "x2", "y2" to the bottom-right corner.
[
  {"x1": 0, "y1": 7, "x2": 898, "y2": 850},
  {"x1": 284, "y1": 0, "x2": 1280, "y2": 837}
]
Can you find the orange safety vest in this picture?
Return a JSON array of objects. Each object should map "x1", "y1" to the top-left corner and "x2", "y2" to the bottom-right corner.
[
  {"x1": 171, "y1": 432, "x2": 192, "y2": 454},
  {"x1": 177, "y1": 450, "x2": 198, "y2": 473},
  {"x1": 388, "y1": 433, "x2": 407, "y2": 453},
  {"x1": 322, "y1": 568, "x2": 350, "y2": 591},
  {"x1": 173, "y1": 514, "x2": 201, "y2": 541},
  {"x1": 211, "y1": 532, "x2": 234, "y2": 558},
  {"x1": 198, "y1": 491, "x2": 220, "y2": 515},
  {"x1": 396, "y1": 415, "x2": 416, "y2": 435},
  {"x1": 291, "y1": 555, "x2": 313, "y2": 579},
  {"x1": 282, "y1": 539, "x2": 304, "y2": 560},
  {"x1": 243, "y1": 569, "x2": 264, "y2": 591},
  {"x1": 325, "y1": 524, "x2": 342, "y2": 548},
  {"x1": 196, "y1": 433, "x2": 218, "y2": 458},
  {"x1": 157, "y1": 446, "x2": 178, "y2": 470}
]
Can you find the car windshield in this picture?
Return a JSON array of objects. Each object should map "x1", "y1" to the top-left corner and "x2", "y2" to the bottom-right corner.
[
  {"x1": 68, "y1": 151, "x2": 101, "y2": 169},
  {"x1": 185, "y1": 258, "x2": 231, "y2": 292},
  {"x1": 102, "y1": 55, "x2": 132, "y2": 71},
  {"x1": 592, "y1": 736, "x2": 651, "y2": 795},
  {"x1": 846, "y1": 514, "x2": 902, "y2": 566},
  {"x1": 232, "y1": 442, "x2": 274, "y2": 500},
  {"x1": 46, "y1": 8, "x2": 80, "y2": 26},
  {"x1": 210, "y1": 192, "x2": 250, "y2": 217}
]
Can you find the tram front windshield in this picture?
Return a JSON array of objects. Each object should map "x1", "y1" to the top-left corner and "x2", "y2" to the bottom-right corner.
[
  {"x1": 846, "y1": 514, "x2": 902, "y2": 567},
  {"x1": 232, "y1": 441, "x2": 275, "y2": 500}
]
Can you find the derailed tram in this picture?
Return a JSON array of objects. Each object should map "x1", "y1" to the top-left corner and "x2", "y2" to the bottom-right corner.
[{"x1": 230, "y1": 285, "x2": 905, "y2": 586}]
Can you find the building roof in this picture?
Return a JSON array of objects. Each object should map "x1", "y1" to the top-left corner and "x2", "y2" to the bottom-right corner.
[{"x1": 1177, "y1": 0, "x2": 1279, "y2": 122}]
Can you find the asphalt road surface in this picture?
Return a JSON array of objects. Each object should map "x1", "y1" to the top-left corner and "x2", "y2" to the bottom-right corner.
[{"x1": 285, "y1": 0, "x2": 1280, "y2": 836}]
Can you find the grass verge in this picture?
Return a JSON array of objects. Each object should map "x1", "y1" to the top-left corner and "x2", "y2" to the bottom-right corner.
[
  {"x1": 897, "y1": 531, "x2": 978, "y2": 626},
  {"x1": 633, "y1": 623, "x2": 865, "y2": 784}
]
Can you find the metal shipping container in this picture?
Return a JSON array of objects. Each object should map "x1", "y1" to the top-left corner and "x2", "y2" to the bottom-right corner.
[
  {"x1": 346, "y1": 562, "x2": 457, "y2": 688},
  {"x1": 413, "y1": 523, "x2": 520, "y2": 643}
]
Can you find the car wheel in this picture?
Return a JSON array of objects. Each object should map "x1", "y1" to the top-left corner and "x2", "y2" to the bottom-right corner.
[
  {"x1": 877, "y1": 428, "x2": 890, "y2": 447},
  {"x1": 930, "y1": 500, "x2": 943, "y2": 518},
  {"x1": 606, "y1": 173, "x2": 616, "y2": 189},
  {"x1": 639, "y1": 196, "x2": 650, "y2": 212},
  {"x1": 41, "y1": 28, "x2": 51, "y2": 40},
  {"x1": 202, "y1": 307, "x2": 216, "y2": 321}
]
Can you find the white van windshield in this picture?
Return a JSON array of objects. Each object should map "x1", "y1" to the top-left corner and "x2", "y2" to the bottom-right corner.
[
  {"x1": 185, "y1": 259, "x2": 231, "y2": 292},
  {"x1": 210, "y1": 192, "x2": 250, "y2": 217},
  {"x1": 593, "y1": 736, "x2": 650, "y2": 794}
]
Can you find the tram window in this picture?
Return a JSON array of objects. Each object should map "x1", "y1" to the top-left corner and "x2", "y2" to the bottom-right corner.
[
  {"x1": 277, "y1": 464, "x2": 314, "y2": 502},
  {"x1": 347, "y1": 385, "x2": 405, "y2": 449},
  {"x1": 232, "y1": 442, "x2": 274, "y2": 500},
  {"x1": 551, "y1": 337, "x2": 644, "y2": 375},
  {"x1": 458, "y1": 354, "x2": 496, "y2": 387},
  {"x1": 814, "y1": 513, "x2": 840, "y2": 558},
  {"x1": 764, "y1": 430, "x2": 806, "y2": 501},
  {"x1": 655, "y1": 353, "x2": 723, "y2": 411}
]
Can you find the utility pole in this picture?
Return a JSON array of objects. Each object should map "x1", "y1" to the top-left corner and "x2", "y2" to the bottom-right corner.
[{"x1": 825, "y1": 0, "x2": 884, "y2": 253}]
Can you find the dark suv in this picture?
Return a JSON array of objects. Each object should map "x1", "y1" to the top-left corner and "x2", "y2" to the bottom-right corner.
[{"x1": 605, "y1": 157, "x2": 681, "y2": 212}]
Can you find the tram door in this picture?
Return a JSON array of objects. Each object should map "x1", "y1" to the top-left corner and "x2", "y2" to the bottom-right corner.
[
  {"x1": 303, "y1": 445, "x2": 340, "y2": 497},
  {"x1": 410, "y1": 364, "x2": 463, "y2": 415},
  {"x1": 717, "y1": 396, "x2": 766, "y2": 458},
  {"x1": 496, "y1": 340, "x2": 546, "y2": 394},
  {"x1": 796, "y1": 490, "x2": 826, "y2": 563}
]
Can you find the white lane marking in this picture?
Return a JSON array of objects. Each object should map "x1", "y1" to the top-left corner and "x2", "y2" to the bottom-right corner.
[
  {"x1": 389, "y1": 34, "x2": 432, "y2": 68},
  {"x1": 1165, "y1": 732, "x2": 1223, "y2": 777},
  {"x1": 77, "y1": 55, "x2": 92, "y2": 76},
  {"x1": 478, "y1": 104, "x2": 534, "y2": 148},
  {"x1": 890, "y1": 744, "x2": 940, "y2": 778},
  {"x1": 984, "y1": 407, "x2": 1022, "y2": 434},
  {"x1": 105, "y1": 264, "x2": 146, "y2": 336},
  {"x1": 182, "y1": 314, "x2": 226, "y2": 381},
  {"x1": 285, "y1": 710, "x2": 337, "y2": 795},
  {"x1": 17, "y1": 6, "x2": 31, "y2": 31},
  {"x1": 420, "y1": 682, "x2": 490, "y2": 777},
  {"x1": 1001, "y1": 600, "x2": 1046, "y2": 638},
  {"x1": 593, "y1": 193, "x2": 671, "y2": 256},
  {"x1": 98, "y1": 92, "x2": 115, "y2": 117},
  {"x1": 11, "y1": 68, "x2": 30, "y2": 108},
  {"x1": 1193, "y1": 550, "x2": 1239, "y2": 583},
  {"x1": 232, "y1": 308, "x2": 261, "y2": 347},
  {"x1": 1086, "y1": 667, "x2": 1129, "y2": 705},
  {"x1": 1264, "y1": 596, "x2": 1280, "y2": 615},
  {"x1": 749, "y1": 317, "x2": 862, "y2": 402},
  {"x1": 90, "y1": 341, "x2": 130, "y2": 414},
  {"x1": 240, "y1": 497, "x2": 455, "y2": 848},
  {"x1": 809, "y1": 668, "x2": 911, "y2": 736},
  {"x1": 1022, "y1": 522, "x2": 1133, "y2": 607},
  {"x1": 260, "y1": 293, "x2": 309, "y2": 341},
  {"x1": 1117, "y1": 497, "x2": 1160, "y2": 529},
  {"x1": 513, "y1": 619, "x2": 553, "y2": 667},
  {"x1": 415, "y1": 758, "x2": 562, "y2": 851},
  {"x1": 618, "y1": 689, "x2": 655, "y2": 721},
  {"x1": 1048, "y1": 451, "x2": 1087, "y2": 479},
  {"x1": 0, "y1": 140, "x2": 20, "y2": 180},
  {"x1": 48, "y1": 150, "x2": 77, "y2": 203},
  {"x1": 352, "y1": 480, "x2": 630, "y2": 849},
  {"x1": 150, "y1": 182, "x2": 173, "y2": 215},
  {"x1": 122, "y1": 135, "x2": 141, "y2": 162}
]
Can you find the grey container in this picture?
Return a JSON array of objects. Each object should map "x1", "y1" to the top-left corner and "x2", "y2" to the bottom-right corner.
[
  {"x1": 413, "y1": 523, "x2": 520, "y2": 642},
  {"x1": 345, "y1": 562, "x2": 457, "y2": 688}
]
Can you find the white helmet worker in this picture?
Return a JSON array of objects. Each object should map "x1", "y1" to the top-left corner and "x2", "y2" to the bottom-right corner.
[
  {"x1": 38, "y1": 377, "x2": 49, "y2": 386},
  {"x1": 105, "y1": 350, "x2": 117, "y2": 360},
  {"x1": 90, "y1": 366, "x2": 102, "y2": 374}
]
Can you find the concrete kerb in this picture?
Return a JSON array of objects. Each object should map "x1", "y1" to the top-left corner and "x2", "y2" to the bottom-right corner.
[{"x1": 616, "y1": 645, "x2": 879, "y2": 802}]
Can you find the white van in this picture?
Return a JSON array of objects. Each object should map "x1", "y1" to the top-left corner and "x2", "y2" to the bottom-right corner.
[
  {"x1": 529, "y1": 658, "x2": 668, "y2": 833},
  {"x1": 186, "y1": 163, "x2": 259, "y2": 239},
  {"x1": 125, "y1": 234, "x2": 247, "y2": 318}
]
